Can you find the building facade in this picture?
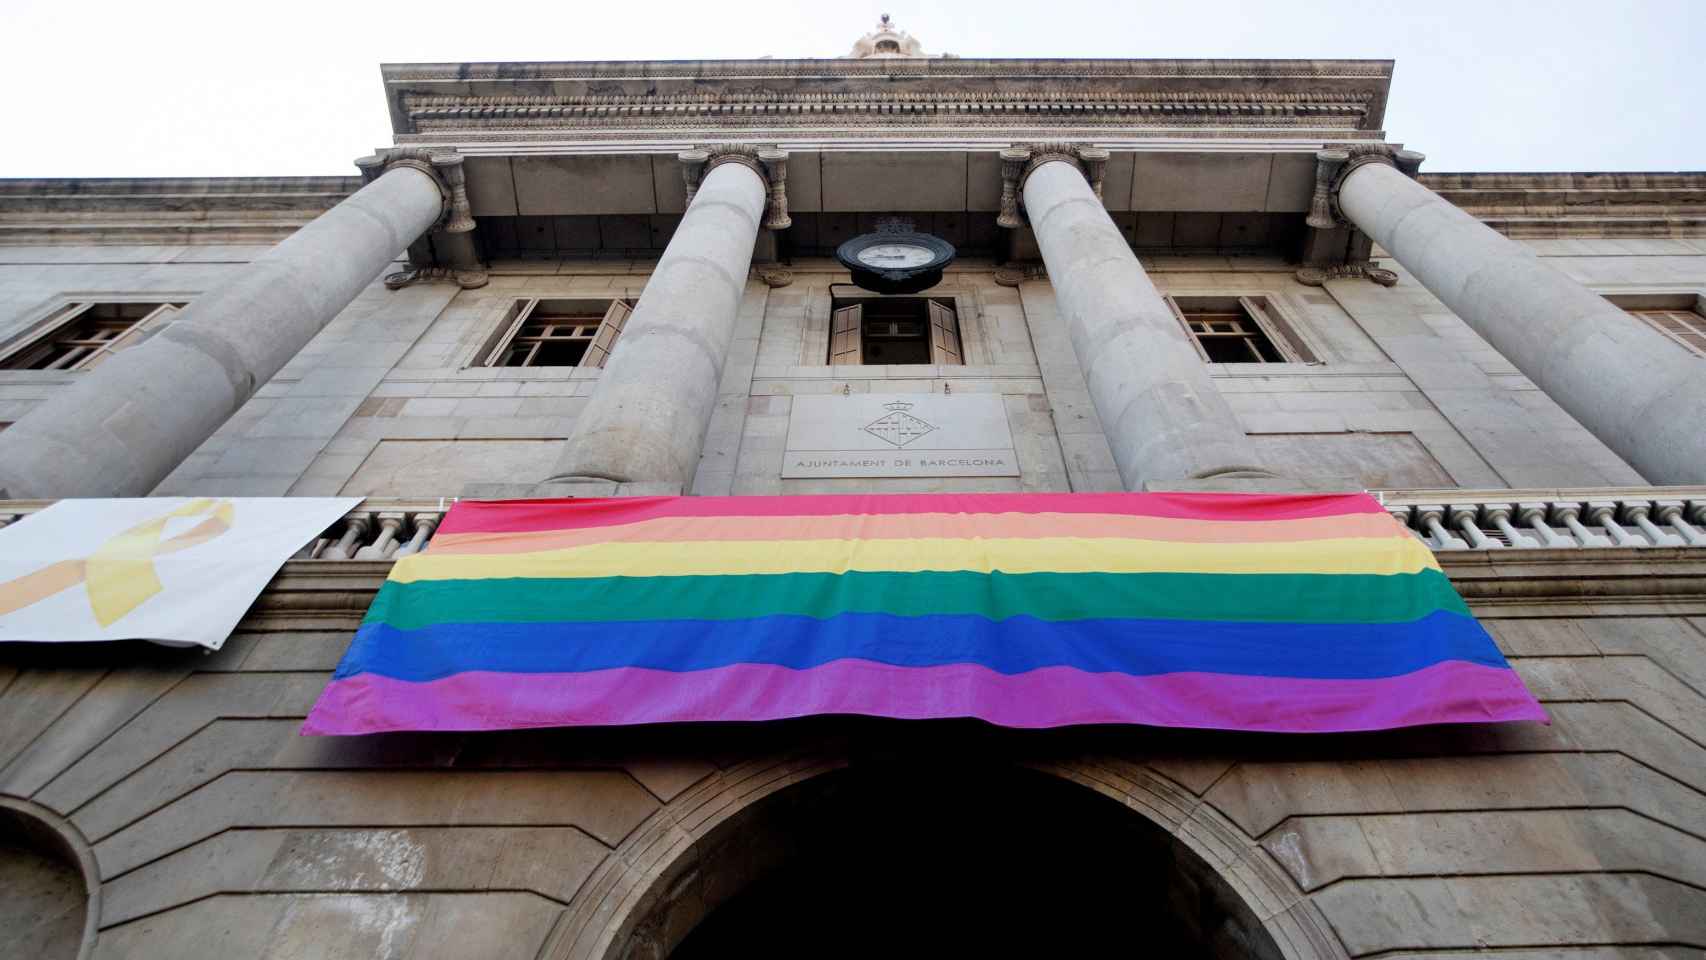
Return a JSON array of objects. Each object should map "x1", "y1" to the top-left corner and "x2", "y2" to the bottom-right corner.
[{"x1": 2, "y1": 20, "x2": 1706, "y2": 958}]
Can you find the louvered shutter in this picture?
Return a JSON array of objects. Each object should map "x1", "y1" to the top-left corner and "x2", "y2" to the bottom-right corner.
[
  {"x1": 927, "y1": 299, "x2": 962, "y2": 365},
  {"x1": 829, "y1": 304, "x2": 863, "y2": 365},
  {"x1": 582, "y1": 299, "x2": 634, "y2": 369},
  {"x1": 83, "y1": 303, "x2": 182, "y2": 370},
  {"x1": 483, "y1": 299, "x2": 539, "y2": 367},
  {"x1": 1166, "y1": 296, "x2": 1212, "y2": 362}
]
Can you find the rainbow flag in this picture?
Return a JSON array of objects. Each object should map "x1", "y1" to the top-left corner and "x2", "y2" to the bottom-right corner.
[{"x1": 302, "y1": 492, "x2": 1545, "y2": 735}]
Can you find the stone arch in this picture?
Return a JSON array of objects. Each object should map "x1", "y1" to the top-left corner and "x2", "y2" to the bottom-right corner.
[
  {"x1": 549, "y1": 750, "x2": 1342, "y2": 960},
  {"x1": 0, "y1": 795, "x2": 101, "y2": 960}
]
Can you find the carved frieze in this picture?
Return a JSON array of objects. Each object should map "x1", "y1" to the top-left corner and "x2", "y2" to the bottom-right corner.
[{"x1": 398, "y1": 89, "x2": 1379, "y2": 135}]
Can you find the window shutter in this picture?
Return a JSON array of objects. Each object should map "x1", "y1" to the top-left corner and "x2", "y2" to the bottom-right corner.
[
  {"x1": 1631, "y1": 309, "x2": 1706, "y2": 357},
  {"x1": 0, "y1": 302, "x2": 92, "y2": 369},
  {"x1": 1240, "y1": 296, "x2": 1311, "y2": 363},
  {"x1": 483, "y1": 299, "x2": 539, "y2": 367},
  {"x1": 1166, "y1": 296, "x2": 1211, "y2": 362},
  {"x1": 830, "y1": 304, "x2": 863, "y2": 365},
  {"x1": 582, "y1": 299, "x2": 634, "y2": 369},
  {"x1": 83, "y1": 303, "x2": 181, "y2": 370},
  {"x1": 927, "y1": 299, "x2": 963, "y2": 365}
]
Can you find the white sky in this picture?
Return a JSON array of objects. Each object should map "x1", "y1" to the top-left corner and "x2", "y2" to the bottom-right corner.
[{"x1": 0, "y1": 0, "x2": 1699, "y2": 178}]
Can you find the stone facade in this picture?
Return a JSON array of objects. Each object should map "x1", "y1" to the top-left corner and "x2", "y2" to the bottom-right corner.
[{"x1": 3, "y1": 23, "x2": 1706, "y2": 959}]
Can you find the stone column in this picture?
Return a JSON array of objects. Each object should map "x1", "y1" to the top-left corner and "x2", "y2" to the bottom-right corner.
[
  {"x1": 544, "y1": 150, "x2": 774, "y2": 491},
  {"x1": 1337, "y1": 155, "x2": 1706, "y2": 484},
  {"x1": 0, "y1": 158, "x2": 447, "y2": 499},
  {"x1": 1017, "y1": 147, "x2": 1270, "y2": 488}
]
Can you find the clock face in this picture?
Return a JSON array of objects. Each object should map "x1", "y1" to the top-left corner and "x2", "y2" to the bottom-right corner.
[
  {"x1": 835, "y1": 231, "x2": 955, "y2": 294},
  {"x1": 856, "y1": 243, "x2": 937, "y2": 269}
]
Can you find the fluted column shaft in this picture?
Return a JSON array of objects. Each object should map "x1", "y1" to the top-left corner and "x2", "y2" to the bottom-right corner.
[
  {"x1": 0, "y1": 166, "x2": 445, "y2": 498},
  {"x1": 548, "y1": 160, "x2": 766, "y2": 489},
  {"x1": 1339, "y1": 161, "x2": 1706, "y2": 484},
  {"x1": 1022, "y1": 159, "x2": 1268, "y2": 488}
]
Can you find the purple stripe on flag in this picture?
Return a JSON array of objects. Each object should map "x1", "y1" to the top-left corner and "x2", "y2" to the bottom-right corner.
[{"x1": 302, "y1": 659, "x2": 1547, "y2": 735}]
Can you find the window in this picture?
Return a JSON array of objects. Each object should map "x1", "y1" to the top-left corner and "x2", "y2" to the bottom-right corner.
[
  {"x1": 829, "y1": 297, "x2": 962, "y2": 366},
  {"x1": 1166, "y1": 296, "x2": 1314, "y2": 364},
  {"x1": 0, "y1": 301, "x2": 184, "y2": 371},
  {"x1": 1626, "y1": 307, "x2": 1706, "y2": 357},
  {"x1": 479, "y1": 298, "x2": 634, "y2": 368}
]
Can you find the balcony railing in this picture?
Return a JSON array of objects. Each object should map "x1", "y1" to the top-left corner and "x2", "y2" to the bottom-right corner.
[
  {"x1": 1380, "y1": 487, "x2": 1706, "y2": 550},
  {"x1": 4, "y1": 489, "x2": 1706, "y2": 558}
]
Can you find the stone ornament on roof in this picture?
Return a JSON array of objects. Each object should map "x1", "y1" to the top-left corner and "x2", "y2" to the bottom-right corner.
[{"x1": 844, "y1": 14, "x2": 947, "y2": 59}]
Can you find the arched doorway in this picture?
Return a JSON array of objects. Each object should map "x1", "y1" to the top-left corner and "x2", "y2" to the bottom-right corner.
[
  {"x1": 0, "y1": 798, "x2": 98, "y2": 960},
  {"x1": 587, "y1": 754, "x2": 1301, "y2": 960}
]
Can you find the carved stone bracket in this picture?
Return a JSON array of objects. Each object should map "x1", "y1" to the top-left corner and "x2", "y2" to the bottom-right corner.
[
  {"x1": 753, "y1": 266, "x2": 794, "y2": 288},
  {"x1": 355, "y1": 148, "x2": 486, "y2": 288},
  {"x1": 996, "y1": 142, "x2": 1110, "y2": 228},
  {"x1": 1294, "y1": 263, "x2": 1399, "y2": 287},
  {"x1": 993, "y1": 264, "x2": 1048, "y2": 287},
  {"x1": 679, "y1": 144, "x2": 791, "y2": 229},
  {"x1": 384, "y1": 265, "x2": 490, "y2": 290},
  {"x1": 1297, "y1": 143, "x2": 1422, "y2": 287}
]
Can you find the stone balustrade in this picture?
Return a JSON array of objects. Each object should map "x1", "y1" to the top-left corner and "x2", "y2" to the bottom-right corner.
[
  {"x1": 4, "y1": 490, "x2": 1706, "y2": 558},
  {"x1": 1381, "y1": 487, "x2": 1706, "y2": 550}
]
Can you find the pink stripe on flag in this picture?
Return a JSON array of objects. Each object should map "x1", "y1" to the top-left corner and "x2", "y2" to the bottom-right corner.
[
  {"x1": 302, "y1": 659, "x2": 1548, "y2": 736},
  {"x1": 435, "y1": 491, "x2": 1384, "y2": 535}
]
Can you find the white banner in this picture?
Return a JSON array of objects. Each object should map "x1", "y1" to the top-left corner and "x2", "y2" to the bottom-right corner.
[{"x1": 0, "y1": 497, "x2": 359, "y2": 649}]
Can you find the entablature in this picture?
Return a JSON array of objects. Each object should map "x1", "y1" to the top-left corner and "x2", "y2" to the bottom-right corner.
[{"x1": 380, "y1": 57, "x2": 1393, "y2": 143}]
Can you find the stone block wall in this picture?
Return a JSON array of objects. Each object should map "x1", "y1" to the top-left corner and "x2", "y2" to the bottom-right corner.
[
  {"x1": 4, "y1": 238, "x2": 1699, "y2": 494},
  {"x1": 1, "y1": 558, "x2": 1704, "y2": 958}
]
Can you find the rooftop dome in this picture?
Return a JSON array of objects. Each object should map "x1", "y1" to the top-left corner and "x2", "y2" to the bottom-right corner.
[{"x1": 844, "y1": 15, "x2": 940, "y2": 59}]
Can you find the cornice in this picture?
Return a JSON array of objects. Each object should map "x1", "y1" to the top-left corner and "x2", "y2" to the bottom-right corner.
[
  {"x1": 1440, "y1": 547, "x2": 1706, "y2": 616},
  {"x1": 1416, "y1": 171, "x2": 1706, "y2": 238},
  {"x1": 381, "y1": 57, "x2": 1393, "y2": 139},
  {"x1": 0, "y1": 177, "x2": 360, "y2": 246},
  {"x1": 380, "y1": 57, "x2": 1397, "y2": 83}
]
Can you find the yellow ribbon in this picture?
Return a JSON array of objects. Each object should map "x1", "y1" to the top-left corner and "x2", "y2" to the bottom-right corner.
[{"x1": 0, "y1": 498, "x2": 235, "y2": 627}]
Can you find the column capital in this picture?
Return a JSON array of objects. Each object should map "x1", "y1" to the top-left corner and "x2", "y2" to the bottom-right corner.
[
  {"x1": 354, "y1": 148, "x2": 469, "y2": 229},
  {"x1": 1305, "y1": 144, "x2": 1426, "y2": 229},
  {"x1": 355, "y1": 148, "x2": 487, "y2": 289},
  {"x1": 678, "y1": 144, "x2": 791, "y2": 229},
  {"x1": 997, "y1": 142, "x2": 1109, "y2": 228}
]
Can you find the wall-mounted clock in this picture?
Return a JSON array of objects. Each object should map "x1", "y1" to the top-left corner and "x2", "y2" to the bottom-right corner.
[{"x1": 835, "y1": 231, "x2": 956, "y2": 294}]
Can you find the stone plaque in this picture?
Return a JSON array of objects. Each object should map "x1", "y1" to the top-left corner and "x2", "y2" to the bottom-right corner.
[{"x1": 782, "y1": 393, "x2": 1019, "y2": 478}]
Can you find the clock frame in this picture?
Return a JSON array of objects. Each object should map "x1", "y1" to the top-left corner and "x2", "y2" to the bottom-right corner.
[{"x1": 834, "y1": 231, "x2": 956, "y2": 295}]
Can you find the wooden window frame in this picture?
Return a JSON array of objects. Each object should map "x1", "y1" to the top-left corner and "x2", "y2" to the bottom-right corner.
[
  {"x1": 479, "y1": 297, "x2": 634, "y2": 369},
  {"x1": 0, "y1": 300, "x2": 184, "y2": 371},
  {"x1": 1601, "y1": 292, "x2": 1706, "y2": 360},
  {"x1": 1165, "y1": 295, "x2": 1315, "y2": 365},
  {"x1": 1628, "y1": 307, "x2": 1706, "y2": 357},
  {"x1": 826, "y1": 296, "x2": 963, "y2": 367}
]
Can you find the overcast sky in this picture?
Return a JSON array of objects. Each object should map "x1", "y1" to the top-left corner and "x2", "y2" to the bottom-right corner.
[{"x1": 1, "y1": 0, "x2": 1699, "y2": 177}]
